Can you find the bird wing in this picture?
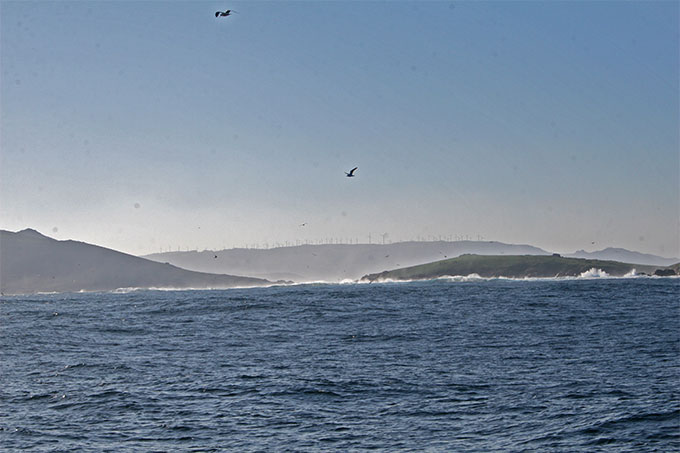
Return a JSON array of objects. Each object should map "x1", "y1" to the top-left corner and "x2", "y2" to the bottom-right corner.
[
  {"x1": 215, "y1": 11, "x2": 221, "y2": 17},
  {"x1": 350, "y1": 167, "x2": 358, "y2": 175}
]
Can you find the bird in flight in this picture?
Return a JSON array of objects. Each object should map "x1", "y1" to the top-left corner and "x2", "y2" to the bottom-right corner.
[
  {"x1": 345, "y1": 167, "x2": 358, "y2": 177},
  {"x1": 215, "y1": 10, "x2": 236, "y2": 17}
]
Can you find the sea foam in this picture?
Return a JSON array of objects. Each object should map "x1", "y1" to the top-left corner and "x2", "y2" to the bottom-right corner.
[{"x1": 579, "y1": 268, "x2": 610, "y2": 278}]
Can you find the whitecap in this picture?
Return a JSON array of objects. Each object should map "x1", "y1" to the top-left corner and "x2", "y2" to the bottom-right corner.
[
  {"x1": 438, "y1": 273, "x2": 486, "y2": 282},
  {"x1": 578, "y1": 268, "x2": 610, "y2": 278},
  {"x1": 623, "y1": 269, "x2": 638, "y2": 278}
]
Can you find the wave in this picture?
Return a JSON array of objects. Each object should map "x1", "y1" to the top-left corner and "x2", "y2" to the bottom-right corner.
[
  {"x1": 579, "y1": 268, "x2": 610, "y2": 278},
  {"x1": 125, "y1": 271, "x2": 678, "y2": 290},
  {"x1": 93, "y1": 282, "x2": 296, "y2": 294},
  {"x1": 623, "y1": 269, "x2": 638, "y2": 278},
  {"x1": 32, "y1": 271, "x2": 676, "y2": 296},
  {"x1": 363, "y1": 271, "x2": 672, "y2": 285}
]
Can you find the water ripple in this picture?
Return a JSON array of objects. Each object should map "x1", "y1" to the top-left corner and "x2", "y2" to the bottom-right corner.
[{"x1": 1, "y1": 279, "x2": 678, "y2": 451}]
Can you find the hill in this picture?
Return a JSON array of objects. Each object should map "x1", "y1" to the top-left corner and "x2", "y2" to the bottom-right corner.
[
  {"x1": 143, "y1": 241, "x2": 550, "y2": 282},
  {"x1": 567, "y1": 248, "x2": 678, "y2": 266},
  {"x1": 0, "y1": 229, "x2": 273, "y2": 295},
  {"x1": 360, "y1": 254, "x2": 669, "y2": 282}
]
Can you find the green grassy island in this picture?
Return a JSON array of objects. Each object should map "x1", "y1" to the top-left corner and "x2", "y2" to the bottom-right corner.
[{"x1": 360, "y1": 254, "x2": 677, "y2": 282}]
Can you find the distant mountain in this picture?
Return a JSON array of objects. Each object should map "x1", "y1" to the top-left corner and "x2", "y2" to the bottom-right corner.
[
  {"x1": 0, "y1": 229, "x2": 272, "y2": 295},
  {"x1": 567, "y1": 248, "x2": 678, "y2": 267},
  {"x1": 361, "y1": 254, "x2": 669, "y2": 282},
  {"x1": 144, "y1": 241, "x2": 550, "y2": 282}
]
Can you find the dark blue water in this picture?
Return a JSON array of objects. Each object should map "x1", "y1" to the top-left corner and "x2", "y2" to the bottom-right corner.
[{"x1": 1, "y1": 278, "x2": 679, "y2": 452}]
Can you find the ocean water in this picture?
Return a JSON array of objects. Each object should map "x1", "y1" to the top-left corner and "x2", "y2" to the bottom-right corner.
[{"x1": 1, "y1": 278, "x2": 678, "y2": 452}]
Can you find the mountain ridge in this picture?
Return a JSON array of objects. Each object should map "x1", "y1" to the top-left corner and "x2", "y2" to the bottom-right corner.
[
  {"x1": 144, "y1": 241, "x2": 677, "y2": 282},
  {"x1": 566, "y1": 247, "x2": 678, "y2": 266},
  {"x1": 143, "y1": 241, "x2": 551, "y2": 282},
  {"x1": 0, "y1": 229, "x2": 273, "y2": 295}
]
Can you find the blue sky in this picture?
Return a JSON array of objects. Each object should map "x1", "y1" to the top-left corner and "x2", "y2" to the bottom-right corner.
[{"x1": 1, "y1": 1, "x2": 678, "y2": 256}]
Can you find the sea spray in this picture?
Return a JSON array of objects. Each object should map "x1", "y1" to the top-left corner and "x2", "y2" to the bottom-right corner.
[{"x1": 579, "y1": 268, "x2": 610, "y2": 278}]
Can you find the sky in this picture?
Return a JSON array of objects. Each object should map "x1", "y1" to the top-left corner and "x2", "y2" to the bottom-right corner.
[{"x1": 1, "y1": 0, "x2": 678, "y2": 257}]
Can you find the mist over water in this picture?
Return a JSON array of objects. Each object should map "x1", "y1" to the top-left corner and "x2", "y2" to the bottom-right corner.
[{"x1": 1, "y1": 279, "x2": 678, "y2": 451}]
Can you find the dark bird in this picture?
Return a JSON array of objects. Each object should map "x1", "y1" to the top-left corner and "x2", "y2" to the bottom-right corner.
[
  {"x1": 345, "y1": 167, "x2": 358, "y2": 177},
  {"x1": 215, "y1": 10, "x2": 236, "y2": 17}
]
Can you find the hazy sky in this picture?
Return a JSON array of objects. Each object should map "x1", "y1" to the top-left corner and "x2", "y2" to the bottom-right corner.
[{"x1": 1, "y1": 1, "x2": 678, "y2": 257}]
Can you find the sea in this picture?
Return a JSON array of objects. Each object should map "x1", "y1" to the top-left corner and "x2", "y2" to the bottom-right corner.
[{"x1": 1, "y1": 277, "x2": 678, "y2": 452}]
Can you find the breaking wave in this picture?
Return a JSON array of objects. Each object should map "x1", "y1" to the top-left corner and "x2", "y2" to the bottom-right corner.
[
  {"x1": 64, "y1": 270, "x2": 674, "y2": 295},
  {"x1": 623, "y1": 269, "x2": 638, "y2": 278},
  {"x1": 363, "y1": 271, "x2": 661, "y2": 285},
  {"x1": 579, "y1": 268, "x2": 610, "y2": 278}
]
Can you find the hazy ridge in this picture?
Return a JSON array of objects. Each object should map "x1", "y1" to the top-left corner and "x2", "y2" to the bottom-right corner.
[
  {"x1": 144, "y1": 241, "x2": 678, "y2": 282},
  {"x1": 0, "y1": 229, "x2": 272, "y2": 295},
  {"x1": 144, "y1": 241, "x2": 551, "y2": 282},
  {"x1": 566, "y1": 248, "x2": 679, "y2": 267}
]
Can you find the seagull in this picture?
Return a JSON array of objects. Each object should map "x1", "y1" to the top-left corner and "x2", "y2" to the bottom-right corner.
[
  {"x1": 345, "y1": 167, "x2": 358, "y2": 177},
  {"x1": 215, "y1": 10, "x2": 236, "y2": 17}
]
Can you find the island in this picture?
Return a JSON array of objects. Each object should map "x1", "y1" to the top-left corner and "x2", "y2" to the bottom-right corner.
[{"x1": 360, "y1": 254, "x2": 678, "y2": 282}]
